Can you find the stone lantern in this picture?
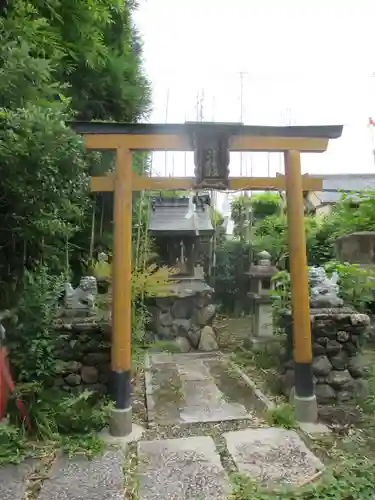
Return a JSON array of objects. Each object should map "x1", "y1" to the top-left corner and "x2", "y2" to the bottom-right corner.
[{"x1": 246, "y1": 250, "x2": 278, "y2": 347}]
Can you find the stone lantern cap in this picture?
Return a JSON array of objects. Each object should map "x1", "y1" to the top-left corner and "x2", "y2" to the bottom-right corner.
[{"x1": 246, "y1": 250, "x2": 278, "y2": 278}]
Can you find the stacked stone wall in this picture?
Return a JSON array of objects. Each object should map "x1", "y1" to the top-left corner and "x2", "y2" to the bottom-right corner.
[
  {"x1": 281, "y1": 308, "x2": 370, "y2": 404},
  {"x1": 52, "y1": 319, "x2": 110, "y2": 395}
]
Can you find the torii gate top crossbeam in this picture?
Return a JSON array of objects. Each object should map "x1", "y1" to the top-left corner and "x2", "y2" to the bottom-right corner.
[{"x1": 70, "y1": 121, "x2": 343, "y2": 153}]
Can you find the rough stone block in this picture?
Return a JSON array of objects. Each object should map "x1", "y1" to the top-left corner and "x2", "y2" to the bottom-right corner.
[
  {"x1": 312, "y1": 355, "x2": 332, "y2": 376},
  {"x1": 81, "y1": 365, "x2": 99, "y2": 383},
  {"x1": 198, "y1": 325, "x2": 218, "y2": 351},
  {"x1": 315, "y1": 383, "x2": 336, "y2": 403},
  {"x1": 327, "y1": 369, "x2": 352, "y2": 389}
]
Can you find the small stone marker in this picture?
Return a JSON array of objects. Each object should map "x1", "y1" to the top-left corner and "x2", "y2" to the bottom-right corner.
[
  {"x1": 224, "y1": 427, "x2": 323, "y2": 488},
  {"x1": 138, "y1": 436, "x2": 230, "y2": 499},
  {"x1": 37, "y1": 450, "x2": 124, "y2": 500}
]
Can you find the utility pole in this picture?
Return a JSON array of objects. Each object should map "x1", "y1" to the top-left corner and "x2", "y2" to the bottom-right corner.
[
  {"x1": 164, "y1": 88, "x2": 170, "y2": 176},
  {"x1": 239, "y1": 72, "x2": 244, "y2": 178},
  {"x1": 184, "y1": 112, "x2": 187, "y2": 176}
]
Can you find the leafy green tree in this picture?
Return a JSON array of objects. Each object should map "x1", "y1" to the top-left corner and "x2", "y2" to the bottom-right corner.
[
  {"x1": 0, "y1": 0, "x2": 150, "y2": 300},
  {"x1": 306, "y1": 216, "x2": 336, "y2": 266},
  {"x1": 31, "y1": 0, "x2": 151, "y2": 121},
  {"x1": 231, "y1": 192, "x2": 282, "y2": 239},
  {"x1": 250, "y1": 192, "x2": 282, "y2": 219},
  {"x1": 330, "y1": 190, "x2": 375, "y2": 235},
  {"x1": 214, "y1": 239, "x2": 251, "y2": 313},
  {"x1": 252, "y1": 213, "x2": 288, "y2": 266},
  {"x1": 305, "y1": 189, "x2": 375, "y2": 267}
]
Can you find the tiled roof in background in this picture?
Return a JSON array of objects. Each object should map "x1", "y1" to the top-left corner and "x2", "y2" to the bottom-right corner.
[{"x1": 311, "y1": 174, "x2": 375, "y2": 204}]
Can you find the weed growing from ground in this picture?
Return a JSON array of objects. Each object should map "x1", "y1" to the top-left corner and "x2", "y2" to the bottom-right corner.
[
  {"x1": 0, "y1": 422, "x2": 28, "y2": 465},
  {"x1": 229, "y1": 454, "x2": 375, "y2": 499},
  {"x1": 265, "y1": 404, "x2": 296, "y2": 429}
]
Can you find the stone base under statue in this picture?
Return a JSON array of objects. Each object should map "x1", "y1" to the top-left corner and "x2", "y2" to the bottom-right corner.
[
  {"x1": 281, "y1": 308, "x2": 370, "y2": 404},
  {"x1": 146, "y1": 278, "x2": 218, "y2": 352}
]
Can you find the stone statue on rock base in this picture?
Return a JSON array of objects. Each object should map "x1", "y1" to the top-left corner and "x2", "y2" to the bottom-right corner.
[
  {"x1": 64, "y1": 276, "x2": 98, "y2": 316},
  {"x1": 308, "y1": 266, "x2": 343, "y2": 308}
]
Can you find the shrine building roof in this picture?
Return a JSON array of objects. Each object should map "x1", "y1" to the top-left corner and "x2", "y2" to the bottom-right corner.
[{"x1": 148, "y1": 197, "x2": 214, "y2": 236}]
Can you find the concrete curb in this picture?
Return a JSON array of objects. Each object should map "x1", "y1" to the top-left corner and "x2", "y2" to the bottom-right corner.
[
  {"x1": 227, "y1": 360, "x2": 275, "y2": 412},
  {"x1": 227, "y1": 359, "x2": 330, "y2": 437}
]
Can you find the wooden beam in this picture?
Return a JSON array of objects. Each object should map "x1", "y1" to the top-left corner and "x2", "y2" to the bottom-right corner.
[
  {"x1": 84, "y1": 134, "x2": 190, "y2": 151},
  {"x1": 90, "y1": 174, "x2": 323, "y2": 192},
  {"x1": 110, "y1": 148, "x2": 133, "y2": 436},
  {"x1": 84, "y1": 134, "x2": 329, "y2": 153},
  {"x1": 231, "y1": 136, "x2": 329, "y2": 153},
  {"x1": 284, "y1": 150, "x2": 316, "y2": 420}
]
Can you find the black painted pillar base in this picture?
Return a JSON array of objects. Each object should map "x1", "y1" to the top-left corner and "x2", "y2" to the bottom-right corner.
[
  {"x1": 294, "y1": 362, "x2": 314, "y2": 398},
  {"x1": 110, "y1": 369, "x2": 132, "y2": 409},
  {"x1": 109, "y1": 369, "x2": 133, "y2": 437},
  {"x1": 292, "y1": 361, "x2": 318, "y2": 423}
]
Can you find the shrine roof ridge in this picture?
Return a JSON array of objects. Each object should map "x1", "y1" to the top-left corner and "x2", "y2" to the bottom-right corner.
[{"x1": 70, "y1": 121, "x2": 343, "y2": 139}]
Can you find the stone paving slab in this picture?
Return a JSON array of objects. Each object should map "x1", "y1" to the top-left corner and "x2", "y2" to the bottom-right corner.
[
  {"x1": 145, "y1": 353, "x2": 258, "y2": 425},
  {"x1": 0, "y1": 459, "x2": 37, "y2": 500},
  {"x1": 37, "y1": 450, "x2": 124, "y2": 500},
  {"x1": 138, "y1": 436, "x2": 230, "y2": 500},
  {"x1": 180, "y1": 379, "x2": 250, "y2": 423},
  {"x1": 146, "y1": 362, "x2": 184, "y2": 425},
  {"x1": 224, "y1": 427, "x2": 323, "y2": 488},
  {"x1": 176, "y1": 358, "x2": 211, "y2": 381}
]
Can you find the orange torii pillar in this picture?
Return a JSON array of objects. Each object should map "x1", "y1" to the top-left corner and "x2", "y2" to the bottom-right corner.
[{"x1": 71, "y1": 121, "x2": 343, "y2": 436}]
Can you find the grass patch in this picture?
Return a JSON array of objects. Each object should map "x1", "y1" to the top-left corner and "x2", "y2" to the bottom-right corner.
[
  {"x1": 265, "y1": 404, "x2": 296, "y2": 429},
  {"x1": 230, "y1": 346, "x2": 285, "y2": 404},
  {"x1": 123, "y1": 442, "x2": 139, "y2": 499},
  {"x1": 61, "y1": 434, "x2": 105, "y2": 458},
  {"x1": 0, "y1": 422, "x2": 29, "y2": 465},
  {"x1": 0, "y1": 383, "x2": 112, "y2": 465},
  {"x1": 229, "y1": 454, "x2": 375, "y2": 499}
]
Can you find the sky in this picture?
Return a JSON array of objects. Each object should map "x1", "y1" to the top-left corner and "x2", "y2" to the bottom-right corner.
[{"x1": 134, "y1": 0, "x2": 375, "y2": 185}]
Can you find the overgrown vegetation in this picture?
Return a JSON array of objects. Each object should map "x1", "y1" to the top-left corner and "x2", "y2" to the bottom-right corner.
[
  {"x1": 0, "y1": 384, "x2": 111, "y2": 464},
  {"x1": 230, "y1": 339, "x2": 375, "y2": 499},
  {"x1": 0, "y1": 0, "x2": 151, "y2": 464},
  {"x1": 225, "y1": 189, "x2": 375, "y2": 498},
  {"x1": 230, "y1": 454, "x2": 375, "y2": 500},
  {"x1": 271, "y1": 260, "x2": 375, "y2": 318},
  {"x1": 0, "y1": 0, "x2": 150, "y2": 296},
  {"x1": 216, "y1": 188, "x2": 375, "y2": 314}
]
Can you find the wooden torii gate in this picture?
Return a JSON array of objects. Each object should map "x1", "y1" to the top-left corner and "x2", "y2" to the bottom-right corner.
[{"x1": 71, "y1": 121, "x2": 343, "y2": 437}]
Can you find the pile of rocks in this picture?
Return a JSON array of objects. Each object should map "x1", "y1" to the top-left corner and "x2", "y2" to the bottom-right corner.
[
  {"x1": 281, "y1": 308, "x2": 370, "y2": 404},
  {"x1": 147, "y1": 281, "x2": 218, "y2": 352},
  {"x1": 52, "y1": 317, "x2": 110, "y2": 395}
]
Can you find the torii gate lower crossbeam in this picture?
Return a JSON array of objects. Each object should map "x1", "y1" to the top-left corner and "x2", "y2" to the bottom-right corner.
[{"x1": 71, "y1": 121, "x2": 343, "y2": 437}]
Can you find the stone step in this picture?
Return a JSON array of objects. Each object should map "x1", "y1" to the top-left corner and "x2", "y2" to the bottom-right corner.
[
  {"x1": 138, "y1": 436, "x2": 230, "y2": 500},
  {"x1": 37, "y1": 450, "x2": 124, "y2": 500},
  {"x1": 224, "y1": 427, "x2": 323, "y2": 488}
]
